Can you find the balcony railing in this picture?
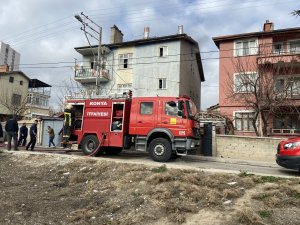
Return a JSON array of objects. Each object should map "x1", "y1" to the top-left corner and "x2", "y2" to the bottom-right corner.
[
  {"x1": 272, "y1": 129, "x2": 299, "y2": 135},
  {"x1": 258, "y1": 43, "x2": 300, "y2": 65},
  {"x1": 74, "y1": 68, "x2": 110, "y2": 84}
]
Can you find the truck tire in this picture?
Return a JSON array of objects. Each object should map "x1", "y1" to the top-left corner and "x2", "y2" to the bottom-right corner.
[
  {"x1": 81, "y1": 135, "x2": 99, "y2": 155},
  {"x1": 149, "y1": 138, "x2": 172, "y2": 162},
  {"x1": 104, "y1": 147, "x2": 123, "y2": 155}
]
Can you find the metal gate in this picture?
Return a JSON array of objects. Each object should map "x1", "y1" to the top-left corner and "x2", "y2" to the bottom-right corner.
[
  {"x1": 203, "y1": 123, "x2": 213, "y2": 156},
  {"x1": 41, "y1": 119, "x2": 63, "y2": 147}
]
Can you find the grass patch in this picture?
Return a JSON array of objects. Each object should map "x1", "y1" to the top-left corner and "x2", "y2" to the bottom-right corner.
[
  {"x1": 253, "y1": 176, "x2": 280, "y2": 184},
  {"x1": 293, "y1": 192, "x2": 300, "y2": 199},
  {"x1": 253, "y1": 193, "x2": 270, "y2": 201},
  {"x1": 151, "y1": 165, "x2": 168, "y2": 173},
  {"x1": 258, "y1": 210, "x2": 271, "y2": 218}
]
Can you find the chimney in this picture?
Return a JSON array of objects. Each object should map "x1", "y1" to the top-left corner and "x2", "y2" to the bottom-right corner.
[
  {"x1": 0, "y1": 64, "x2": 9, "y2": 73},
  {"x1": 144, "y1": 27, "x2": 150, "y2": 39},
  {"x1": 177, "y1": 25, "x2": 184, "y2": 34},
  {"x1": 110, "y1": 25, "x2": 123, "y2": 44},
  {"x1": 263, "y1": 20, "x2": 274, "y2": 32}
]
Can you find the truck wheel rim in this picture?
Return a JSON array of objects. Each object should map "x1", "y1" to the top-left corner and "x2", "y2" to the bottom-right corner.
[
  {"x1": 87, "y1": 141, "x2": 95, "y2": 151},
  {"x1": 154, "y1": 144, "x2": 165, "y2": 156}
]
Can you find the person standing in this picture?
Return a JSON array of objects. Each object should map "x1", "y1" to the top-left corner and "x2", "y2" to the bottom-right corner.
[
  {"x1": 26, "y1": 120, "x2": 38, "y2": 151},
  {"x1": 5, "y1": 116, "x2": 19, "y2": 151},
  {"x1": 0, "y1": 122, "x2": 3, "y2": 143},
  {"x1": 47, "y1": 126, "x2": 55, "y2": 148},
  {"x1": 18, "y1": 123, "x2": 28, "y2": 146}
]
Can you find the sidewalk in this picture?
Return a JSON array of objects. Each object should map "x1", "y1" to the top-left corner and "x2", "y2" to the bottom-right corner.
[{"x1": 187, "y1": 154, "x2": 278, "y2": 168}]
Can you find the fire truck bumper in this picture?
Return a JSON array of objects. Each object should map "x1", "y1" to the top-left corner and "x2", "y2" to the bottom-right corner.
[{"x1": 186, "y1": 138, "x2": 200, "y2": 150}]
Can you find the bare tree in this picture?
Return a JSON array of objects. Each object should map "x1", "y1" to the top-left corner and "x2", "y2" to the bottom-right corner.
[
  {"x1": 55, "y1": 77, "x2": 84, "y2": 112},
  {"x1": 292, "y1": 10, "x2": 300, "y2": 16},
  {"x1": 224, "y1": 52, "x2": 300, "y2": 136},
  {"x1": 0, "y1": 88, "x2": 28, "y2": 117}
]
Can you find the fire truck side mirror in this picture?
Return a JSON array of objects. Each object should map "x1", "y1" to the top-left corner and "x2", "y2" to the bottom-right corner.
[{"x1": 177, "y1": 111, "x2": 183, "y2": 117}]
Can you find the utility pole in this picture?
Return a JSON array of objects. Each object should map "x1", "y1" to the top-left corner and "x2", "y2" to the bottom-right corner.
[{"x1": 75, "y1": 12, "x2": 102, "y2": 92}]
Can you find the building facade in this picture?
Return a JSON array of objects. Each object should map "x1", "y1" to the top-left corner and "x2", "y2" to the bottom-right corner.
[
  {"x1": 0, "y1": 65, "x2": 30, "y2": 119},
  {"x1": 25, "y1": 79, "x2": 51, "y2": 118},
  {"x1": 0, "y1": 42, "x2": 20, "y2": 71},
  {"x1": 213, "y1": 21, "x2": 300, "y2": 136},
  {"x1": 74, "y1": 26, "x2": 205, "y2": 109}
]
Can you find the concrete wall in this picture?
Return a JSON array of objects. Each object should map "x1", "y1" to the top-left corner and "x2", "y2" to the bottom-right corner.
[{"x1": 214, "y1": 135, "x2": 285, "y2": 162}]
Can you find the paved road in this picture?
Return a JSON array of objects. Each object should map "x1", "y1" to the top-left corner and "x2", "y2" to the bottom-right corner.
[{"x1": 1, "y1": 146, "x2": 299, "y2": 178}]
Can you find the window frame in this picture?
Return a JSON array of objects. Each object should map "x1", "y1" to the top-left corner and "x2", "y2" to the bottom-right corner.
[
  {"x1": 233, "y1": 72, "x2": 258, "y2": 93},
  {"x1": 140, "y1": 102, "x2": 154, "y2": 115},
  {"x1": 273, "y1": 42, "x2": 284, "y2": 55},
  {"x1": 233, "y1": 111, "x2": 255, "y2": 132},
  {"x1": 9, "y1": 76, "x2": 14, "y2": 83},
  {"x1": 11, "y1": 93, "x2": 21, "y2": 106},
  {"x1": 234, "y1": 38, "x2": 258, "y2": 57},
  {"x1": 158, "y1": 46, "x2": 168, "y2": 57},
  {"x1": 118, "y1": 53, "x2": 133, "y2": 69},
  {"x1": 288, "y1": 39, "x2": 300, "y2": 54},
  {"x1": 158, "y1": 78, "x2": 167, "y2": 90}
]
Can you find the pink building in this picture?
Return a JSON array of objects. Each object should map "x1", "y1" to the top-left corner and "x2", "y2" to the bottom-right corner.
[{"x1": 213, "y1": 21, "x2": 300, "y2": 137}]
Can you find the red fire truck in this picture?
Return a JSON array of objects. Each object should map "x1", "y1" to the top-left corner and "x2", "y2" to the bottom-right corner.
[{"x1": 64, "y1": 94, "x2": 200, "y2": 162}]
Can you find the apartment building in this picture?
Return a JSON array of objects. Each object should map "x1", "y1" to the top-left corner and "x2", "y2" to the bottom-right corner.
[
  {"x1": 213, "y1": 21, "x2": 300, "y2": 136},
  {"x1": 74, "y1": 25, "x2": 205, "y2": 109},
  {"x1": 0, "y1": 42, "x2": 20, "y2": 71}
]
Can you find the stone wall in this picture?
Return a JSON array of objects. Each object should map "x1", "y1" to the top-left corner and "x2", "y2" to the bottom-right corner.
[{"x1": 214, "y1": 135, "x2": 286, "y2": 162}]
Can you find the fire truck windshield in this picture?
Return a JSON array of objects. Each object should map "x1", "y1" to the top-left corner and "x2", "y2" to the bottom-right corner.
[{"x1": 186, "y1": 100, "x2": 197, "y2": 119}]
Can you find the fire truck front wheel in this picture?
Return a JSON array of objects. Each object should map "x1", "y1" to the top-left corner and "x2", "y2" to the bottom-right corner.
[
  {"x1": 81, "y1": 135, "x2": 99, "y2": 155},
  {"x1": 149, "y1": 138, "x2": 172, "y2": 162}
]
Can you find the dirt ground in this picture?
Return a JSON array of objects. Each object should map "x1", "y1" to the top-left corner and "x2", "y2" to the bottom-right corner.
[{"x1": 0, "y1": 150, "x2": 299, "y2": 225}]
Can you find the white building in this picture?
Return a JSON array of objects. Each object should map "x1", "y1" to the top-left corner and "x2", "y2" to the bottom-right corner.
[
  {"x1": 74, "y1": 26, "x2": 205, "y2": 109},
  {"x1": 0, "y1": 42, "x2": 21, "y2": 71}
]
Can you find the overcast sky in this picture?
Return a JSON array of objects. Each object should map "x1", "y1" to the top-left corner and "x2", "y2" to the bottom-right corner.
[{"x1": 0, "y1": 0, "x2": 299, "y2": 109}]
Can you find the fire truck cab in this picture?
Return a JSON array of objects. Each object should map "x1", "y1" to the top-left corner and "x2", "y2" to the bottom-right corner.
[{"x1": 65, "y1": 95, "x2": 200, "y2": 162}]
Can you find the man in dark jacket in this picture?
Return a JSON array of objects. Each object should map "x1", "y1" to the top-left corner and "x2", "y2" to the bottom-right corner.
[
  {"x1": 0, "y1": 122, "x2": 3, "y2": 143},
  {"x1": 5, "y1": 116, "x2": 19, "y2": 151},
  {"x1": 18, "y1": 123, "x2": 28, "y2": 146},
  {"x1": 26, "y1": 120, "x2": 38, "y2": 151}
]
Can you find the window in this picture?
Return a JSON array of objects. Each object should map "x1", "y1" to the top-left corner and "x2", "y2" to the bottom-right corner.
[
  {"x1": 165, "y1": 101, "x2": 182, "y2": 117},
  {"x1": 140, "y1": 102, "x2": 153, "y2": 115},
  {"x1": 273, "y1": 43, "x2": 283, "y2": 54},
  {"x1": 274, "y1": 115, "x2": 299, "y2": 130},
  {"x1": 158, "y1": 78, "x2": 167, "y2": 89},
  {"x1": 275, "y1": 76, "x2": 300, "y2": 97},
  {"x1": 234, "y1": 112, "x2": 255, "y2": 131},
  {"x1": 235, "y1": 39, "x2": 258, "y2": 56},
  {"x1": 20, "y1": 80, "x2": 23, "y2": 85},
  {"x1": 234, "y1": 72, "x2": 257, "y2": 93},
  {"x1": 119, "y1": 53, "x2": 133, "y2": 69},
  {"x1": 289, "y1": 40, "x2": 300, "y2": 53},
  {"x1": 11, "y1": 94, "x2": 21, "y2": 106},
  {"x1": 159, "y1": 46, "x2": 168, "y2": 57},
  {"x1": 9, "y1": 77, "x2": 14, "y2": 83},
  {"x1": 117, "y1": 83, "x2": 132, "y2": 93}
]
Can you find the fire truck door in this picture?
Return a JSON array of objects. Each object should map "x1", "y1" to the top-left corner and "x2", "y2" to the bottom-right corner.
[
  {"x1": 158, "y1": 100, "x2": 185, "y2": 134},
  {"x1": 109, "y1": 102, "x2": 125, "y2": 147},
  {"x1": 133, "y1": 101, "x2": 156, "y2": 135}
]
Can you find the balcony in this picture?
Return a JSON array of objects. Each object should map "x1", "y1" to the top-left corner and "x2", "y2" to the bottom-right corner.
[
  {"x1": 257, "y1": 43, "x2": 300, "y2": 65},
  {"x1": 74, "y1": 68, "x2": 110, "y2": 84}
]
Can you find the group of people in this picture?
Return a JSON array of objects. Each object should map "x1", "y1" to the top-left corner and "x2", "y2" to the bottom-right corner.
[{"x1": 0, "y1": 116, "x2": 56, "y2": 151}]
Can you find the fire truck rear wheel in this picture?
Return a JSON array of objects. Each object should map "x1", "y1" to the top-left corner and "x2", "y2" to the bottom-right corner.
[
  {"x1": 81, "y1": 135, "x2": 99, "y2": 155},
  {"x1": 149, "y1": 138, "x2": 172, "y2": 162}
]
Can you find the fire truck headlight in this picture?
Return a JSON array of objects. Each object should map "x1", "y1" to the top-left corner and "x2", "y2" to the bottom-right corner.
[
  {"x1": 283, "y1": 142, "x2": 300, "y2": 149},
  {"x1": 191, "y1": 142, "x2": 195, "y2": 148}
]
